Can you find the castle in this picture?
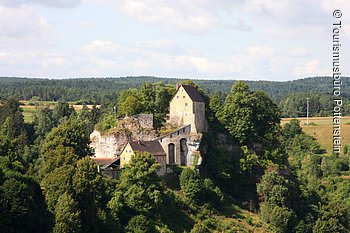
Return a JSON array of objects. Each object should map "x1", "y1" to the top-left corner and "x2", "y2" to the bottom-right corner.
[
  {"x1": 168, "y1": 84, "x2": 207, "y2": 134},
  {"x1": 90, "y1": 84, "x2": 208, "y2": 176}
]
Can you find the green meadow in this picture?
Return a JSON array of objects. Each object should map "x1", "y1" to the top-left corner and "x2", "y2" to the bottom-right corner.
[{"x1": 281, "y1": 117, "x2": 350, "y2": 155}]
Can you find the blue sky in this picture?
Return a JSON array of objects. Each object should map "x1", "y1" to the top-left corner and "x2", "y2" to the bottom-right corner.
[{"x1": 0, "y1": 0, "x2": 349, "y2": 80}]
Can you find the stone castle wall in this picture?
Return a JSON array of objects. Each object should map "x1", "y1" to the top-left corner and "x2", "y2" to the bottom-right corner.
[{"x1": 90, "y1": 115, "x2": 157, "y2": 158}]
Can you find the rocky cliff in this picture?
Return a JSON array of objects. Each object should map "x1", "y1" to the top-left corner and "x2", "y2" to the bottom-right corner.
[{"x1": 90, "y1": 116, "x2": 158, "y2": 158}]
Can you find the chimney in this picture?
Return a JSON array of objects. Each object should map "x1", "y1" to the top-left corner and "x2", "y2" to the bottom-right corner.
[{"x1": 176, "y1": 83, "x2": 181, "y2": 90}]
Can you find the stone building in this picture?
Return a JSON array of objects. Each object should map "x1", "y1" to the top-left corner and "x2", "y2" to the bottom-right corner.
[
  {"x1": 90, "y1": 83, "x2": 207, "y2": 176},
  {"x1": 120, "y1": 140, "x2": 167, "y2": 176},
  {"x1": 169, "y1": 84, "x2": 208, "y2": 134}
]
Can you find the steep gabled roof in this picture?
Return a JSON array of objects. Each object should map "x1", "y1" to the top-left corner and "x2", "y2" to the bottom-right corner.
[
  {"x1": 92, "y1": 157, "x2": 120, "y2": 167},
  {"x1": 129, "y1": 140, "x2": 166, "y2": 156},
  {"x1": 101, "y1": 156, "x2": 120, "y2": 169},
  {"x1": 180, "y1": 84, "x2": 204, "y2": 102}
]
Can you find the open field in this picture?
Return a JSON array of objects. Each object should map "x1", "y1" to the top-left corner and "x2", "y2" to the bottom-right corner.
[
  {"x1": 281, "y1": 117, "x2": 350, "y2": 155},
  {"x1": 20, "y1": 101, "x2": 100, "y2": 122}
]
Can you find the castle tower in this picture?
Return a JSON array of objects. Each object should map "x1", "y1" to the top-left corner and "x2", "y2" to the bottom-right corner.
[{"x1": 168, "y1": 84, "x2": 208, "y2": 133}]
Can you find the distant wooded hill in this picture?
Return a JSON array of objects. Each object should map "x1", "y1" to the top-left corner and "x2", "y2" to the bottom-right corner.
[{"x1": 1, "y1": 76, "x2": 349, "y2": 116}]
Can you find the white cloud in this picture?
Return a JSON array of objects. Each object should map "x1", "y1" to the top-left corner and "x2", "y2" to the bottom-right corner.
[
  {"x1": 1, "y1": 0, "x2": 348, "y2": 80},
  {"x1": 117, "y1": 0, "x2": 251, "y2": 34},
  {"x1": 0, "y1": 5, "x2": 50, "y2": 38},
  {"x1": 1, "y1": 0, "x2": 81, "y2": 8},
  {"x1": 136, "y1": 39, "x2": 174, "y2": 49},
  {"x1": 289, "y1": 47, "x2": 311, "y2": 57},
  {"x1": 83, "y1": 39, "x2": 121, "y2": 54},
  {"x1": 293, "y1": 60, "x2": 322, "y2": 77}
]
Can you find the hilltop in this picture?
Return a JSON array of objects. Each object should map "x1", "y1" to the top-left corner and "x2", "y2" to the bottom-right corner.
[{"x1": 1, "y1": 76, "x2": 349, "y2": 103}]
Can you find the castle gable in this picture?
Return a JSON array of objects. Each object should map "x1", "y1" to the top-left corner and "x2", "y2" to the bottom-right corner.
[{"x1": 180, "y1": 85, "x2": 204, "y2": 102}]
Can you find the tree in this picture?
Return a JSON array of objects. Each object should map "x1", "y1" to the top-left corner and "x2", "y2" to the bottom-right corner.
[
  {"x1": 313, "y1": 200, "x2": 350, "y2": 233},
  {"x1": 53, "y1": 192, "x2": 81, "y2": 233},
  {"x1": 281, "y1": 119, "x2": 325, "y2": 169},
  {"x1": 179, "y1": 80, "x2": 199, "y2": 89},
  {"x1": 120, "y1": 95, "x2": 142, "y2": 116},
  {"x1": 260, "y1": 204, "x2": 296, "y2": 233},
  {"x1": 0, "y1": 99, "x2": 27, "y2": 161},
  {"x1": 95, "y1": 113, "x2": 116, "y2": 132},
  {"x1": 33, "y1": 106, "x2": 55, "y2": 142},
  {"x1": 117, "y1": 88, "x2": 142, "y2": 117},
  {"x1": 41, "y1": 118, "x2": 92, "y2": 158},
  {"x1": 125, "y1": 215, "x2": 153, "y2": 233},
  {"x1": 108, "y1": 152, "x2": 164, "y2": 224},
  {"x1": 0, "y1": 117, "x2": 27, "y2": 161},
  {"x1": 257, "y1": 168, "x2": 290, "y2": 207},
  {"x1": 139, "y1": 82, "x2": 174, "y2": 128},
  {"x1": 72, "y1": 157, "x2": 102, "y2": 233},
  {"x1": 39, "y1": 145, "x2": 78, "y2": 179},
  {"x1": 0, "y1": 98, "x2": 25, "y2": 137},
  {"x1": 0, "y1": 158, "x2": 47, "y2": 233},
  {"x1": 258, "y1": 167, "x2": 299, "y2": 232},
  {"x1": 216, "y1": 81, "x2": 280, "y2": 145},
  {"x1": 282, "y1": 119, "x2": 302, "y2": 141},
  {"x1": 77, "y1": 105, "x2": 96, "y2": 135},
  {"x1": 41, "y1": 164, "x2": 75, "y2": 211},
  {"x1": 239, "y1": 146, "x2": 259, "y2": 173},
  {"x1": 53, "y1": 101, "x2": 74, "y2": 123},
  {"x1": 180, "y1": 168, "x2": 204, "y2": 202}
]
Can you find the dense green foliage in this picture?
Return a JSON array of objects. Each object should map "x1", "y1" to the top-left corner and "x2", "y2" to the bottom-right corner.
[
  {"x1": 180, "y1": 168, "x2": 204, "y2": 201},
  {"x1": 53, "y1": 192, "x2": 81, "y2": 233},
  {"x1": 1, "y1": 76, "x2": 350, "y2": 117},
  {"x1": 1, "y1": 79, "x2": 350, "y2": 233},
  {"x1": 217, "y1": 81, "x2": 281, "y2": 144}
]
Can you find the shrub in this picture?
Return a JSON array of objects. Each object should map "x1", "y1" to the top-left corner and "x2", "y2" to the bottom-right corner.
[
  {"x1": 125, "y1": 215, "x2": 153, "y2": 233},
  {"x1": 180, "y1": 168, "x2": 204, "y2": 201}
]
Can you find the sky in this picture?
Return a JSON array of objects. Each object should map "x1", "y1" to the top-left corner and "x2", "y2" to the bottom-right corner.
[{"x1": 0, "y1": 0, "x2": 349, "y2": 81}]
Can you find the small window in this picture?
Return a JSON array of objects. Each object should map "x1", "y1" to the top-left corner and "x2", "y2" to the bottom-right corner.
[
  {"x1": 185, "y1": 103, "x2": 188, "y2": 106},
  {"x1": 176, "y1": 96, "x2": 179, "y2": 98},
  {"x1": 183, "y1": 96, "x2": 185, "y2": 98}
]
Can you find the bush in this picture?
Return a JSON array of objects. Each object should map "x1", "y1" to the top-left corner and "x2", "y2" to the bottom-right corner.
[
  {"x1": 125, "y1": 215, "x2": 153, "y2": 233},
  {"x1": 95, "y1": 114, "x2": 116, "y2": 132},
  {"x1": 260, "y1": 204, "x2": 296, "y2": 233},
  {"x1": 344, "y1": 145, "x2": 350, "y2": 156},
  {"x1": 203, "y1": 178, "x2": 224, "y2": 205},
  {"x1": 180, "y1": 168, "x2": 204, "y2": 202},
  {"x1": 190, "y1": 222, "x2": 210, "y2": 233}
]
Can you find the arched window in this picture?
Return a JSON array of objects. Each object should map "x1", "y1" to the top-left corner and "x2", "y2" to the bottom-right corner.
[
  {"x1": 180, "y1": 138, "x2": 188, "y2": 166},
  {"x1": 168, "y1": 143, "x2": 175, "y2": 164}
]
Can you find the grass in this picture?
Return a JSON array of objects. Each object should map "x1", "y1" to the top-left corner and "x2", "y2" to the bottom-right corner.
[
  {"x1": 281, "y1": 117, "x2": 350, "y2": 155},
  {"x1": 20, "y1": 100, "x2": 100, "y2": 123},
  {"x1": 22, "y1": 107, "x2": 36, "y2": 122}
]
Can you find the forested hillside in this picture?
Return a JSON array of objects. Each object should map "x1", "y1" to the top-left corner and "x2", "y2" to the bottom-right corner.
[
  {"x1": 2, "y1": 76, "x2": 350, "y2": 117},
  {"x1": 1, "y1": 76, "x2": 349, "y2": 101},
  {"x1": 1, "y1": 80, "x2": 350, "y2": 232}
]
